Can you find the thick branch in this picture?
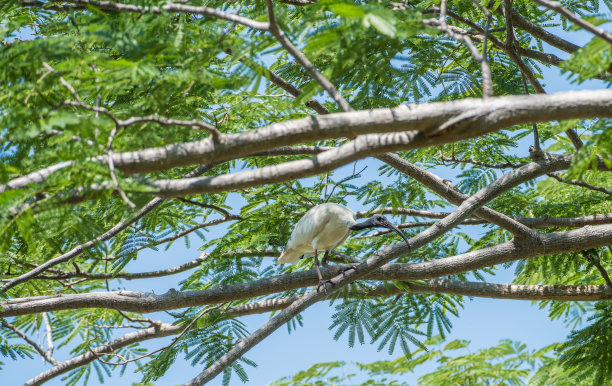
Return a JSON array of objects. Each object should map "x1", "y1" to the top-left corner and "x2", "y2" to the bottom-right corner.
[
  {"x1": 24, "y1": 322, "x2": 179, "y2": 386},
  {"x1": 4, "y1": 90, "x2": 610, "y2": 194},
  {"x1": 22, "y1": 275, "x2": 612, "y2": 385},
  {"x1": 378, "y1": 153, "x2": 535, "y2": 237},
  {"x1": 3, "y1": 220, "x2": 611, "y2": 317}
]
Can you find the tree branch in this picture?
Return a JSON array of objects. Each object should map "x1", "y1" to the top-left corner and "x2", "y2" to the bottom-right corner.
[
  {"x1": 3, "y1": 90, "x2": 611, "y2": 192},
  {"x1": 265, "y1": 0, "x2": 352, "y2": 111},
  {"x1": 24, "y1": 322, "x2": 179, "y2": 386},
  {"x1": 378, "y1": 153, "x2": 536, "y2": 237},
  {"x1": 41, "y1": 312, "x2": 55, "y2": 364},
  {"x1": 1, "y1": 164, "x2": 217, "y2": 292},
  {"x1": 547, "y1": 173, "x2": 612, "y2": 195},
  {"x1": 0, "y1": 319, "x2": 59, "y2": 366},
  {"x1": 2, "y1": 223, "x2": 611, "y2": 317},
  {"x1": 423, "y1": 17, "x2": 493, "y2": 97},
  {"x1": 581, "y1": 250, "x2": 612, "y2": 288},
  {"x1": 22, "y1": 0, "x2": 269, "y2": 31},
  {"x1": 18, "y1": 250, "x2": 279, "y2": 281},
  {"x1": 439, "y1": 152, "x2": 525, "y2": 168},
  {"x1": 532, "y1": 0, "x2": 612, "y2": 46}
]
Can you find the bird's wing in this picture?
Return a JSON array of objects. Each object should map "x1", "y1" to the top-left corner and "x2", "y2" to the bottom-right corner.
[{"x1": 278, "y1": 206, "x2": 332, "y2": 264}]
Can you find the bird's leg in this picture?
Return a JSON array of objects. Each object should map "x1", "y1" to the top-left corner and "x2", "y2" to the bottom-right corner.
[
  {"x1": 321, "y1": 251, "x2": 339, "y2": 272},
  {"x1": 314, "y1": 250, "x2": 333, "y2": 293},
  {"x1": 322, "y1": 251, "x2": 356, "y2": 276}
]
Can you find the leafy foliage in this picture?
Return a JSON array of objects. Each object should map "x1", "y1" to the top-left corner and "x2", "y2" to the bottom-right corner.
[
  {"x1": 273, "y1": 335, "x2": 602, "y2": 385},
  {"x1": 0, "y1": 0, "x2": 611, "y2": 384}
]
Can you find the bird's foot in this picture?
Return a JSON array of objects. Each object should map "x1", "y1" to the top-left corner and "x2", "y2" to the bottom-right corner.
[{"x1": 316, "y1": 279, "x2": 334, "y2": 294}]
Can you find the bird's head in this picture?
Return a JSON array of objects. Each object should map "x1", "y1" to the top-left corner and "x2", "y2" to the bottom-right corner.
[{"x1": 349, "y1": 214, "x2": 411, "y2": 250}]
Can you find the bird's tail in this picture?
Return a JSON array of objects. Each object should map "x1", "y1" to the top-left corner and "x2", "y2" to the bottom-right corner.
[{"x1": 276, "y1": 249, "x2": 303, "y2": 264}]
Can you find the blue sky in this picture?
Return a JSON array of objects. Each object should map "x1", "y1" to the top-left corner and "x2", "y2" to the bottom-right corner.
[{"x1": 3, "y1": 12, "x2": 611, "y2": 386}]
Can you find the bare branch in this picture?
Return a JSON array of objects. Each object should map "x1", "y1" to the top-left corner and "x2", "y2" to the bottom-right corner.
[
  {"x1": 355, "y1": 208, "x2": 460, "y2": 219},
  {"x1": 439, "y1": 151, "x2": 525, "y2": 168},
  {"x1": 353, "y1": 219, "x2": 488, "y2": 238},
  {"x1": 3, "y1": 90, "x2": 611, "y2": 192},
  {"x1": 176, "y1": 198, "x2": 232, "y2": 217},
  {"x1": 42, "y1": 62, "x2": 82, "y2": 103},
  {"x1": 41, "y1": 312, "x2": 55, "y2": 364},
  {"x1": 119, "y1": 116, "x2": 221, "y2": 138},
  {"x1": 533, "y1": 0, "x2": 612, "y2": 46},
  {"x1": 9, "y1": 250, "x2": 278, "y2": 282},
  {"x1": 548, "y1": 173, "x2": 612, "y2": 195},
  {"x1": 0, "y1": 319, "x2": 59, "y2": 366},
  {"x1": 24, "y1": 322, "x2": 179, "y2": 386},
  {"x1": 423, "y1": 18, "x2": 493, "y2": 97},
  {"x1": 121, "y1": 216, "x2": 242, "y2": 256},
  {"x1": 0, "y1": 198, "x2": 164, "y2": 292},
  {"x1": 22, "y1": 0, "x2": 269, "y2": 31},
  {"x1": 94, "y1": 304, "x2": 225, "y2": 366},
  {"x1": 504, "y1": 6, "x2": 580, "y2": 53},
  {"x1": 265, "y1": 0, "x2": 353, "y2": 112},
  {"x1": 225, "y1": 49, "x2": 330, "y2": 115},
  {"x1": 356, "y1": 208, "x2": 612, "y2": 228},
  {"x1": 2, "y1": 223, "x2": 612, "y2": 318},
  {"x1": 107, "y1": 126, "x2": 136, "y2": 210},
  {"x1": 378, "y1": 153, "x2": 536, "y2": 237}
]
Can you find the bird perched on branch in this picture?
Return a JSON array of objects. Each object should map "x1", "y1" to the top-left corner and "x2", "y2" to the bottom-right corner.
[{"x1": 276, "y1": 203, "x2": 411, "y2": 291}]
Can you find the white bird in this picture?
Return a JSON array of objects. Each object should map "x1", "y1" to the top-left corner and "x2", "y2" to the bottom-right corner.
[{"x1": 277, "y1": 203, "x2": 411, "y2": 291}]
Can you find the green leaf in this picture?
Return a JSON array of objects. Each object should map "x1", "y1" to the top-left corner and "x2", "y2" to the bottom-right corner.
[{"x1": 363, "y1": 11, "x2": 397, "y2": 37}]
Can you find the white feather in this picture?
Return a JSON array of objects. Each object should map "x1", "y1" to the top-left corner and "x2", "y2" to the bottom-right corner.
[{"x1": 277, "y1": 203, "x2": 357, "y2": 264}]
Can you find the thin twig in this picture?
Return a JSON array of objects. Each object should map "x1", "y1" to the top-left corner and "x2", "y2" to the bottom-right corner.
[
  {"x1": 107, "y1": 126, "x2": 136, "y2": 210},
  {"x1": 0, "y1": 319, "x2": 59, "y2": 366},
  {"x1": 520, "y1": 75, "x2": 542, "y2": 152},
  {"x1": 423, "y1": 18, "x2": 493, "y2": 97},
  {"x1": 581, "y1": 250, "x2": 612, "y2": 288},
  {"x1": 353, "y1": 218, "x2": 487, "y2": 238},
  {"x1": 265, "y1": 0, "x2": 353, "y2": 112},
  {"x1": 324, "y1": 163, "x2": 367, "y2": 202},
  {"x1": 439, "y1": 151, "x2": 524, "y2": 168},
  {"x1": 93, "y1": 304, "x2": 225, "y2": 365},
  {"x1": 469, "y1": 0, "x2": 494, "y2": 97},
  {"x1": 11, "y1": 249, "x2": 278, "y2": 282},
  {"x1": 548, "y1": 173, "x2": 612, "y2": 195},
  {"x1": 176, "y1": 198, "x2": 232, "y2": 217},
  {"x1": 119, "y1": 116, "x2": 221, "y2": 138},
  {"x1": 42, "y1": 62, "x2": 82, "y2": 103},
  {"x1": 1, "y1": 164, "x2": 216, "y2": 292},
  {"x1": 284, "y1": 183, "x2": 316, "y2": 206},
  {"x1": 62, "y1": 99, "x2": 222, "y2": 137}
]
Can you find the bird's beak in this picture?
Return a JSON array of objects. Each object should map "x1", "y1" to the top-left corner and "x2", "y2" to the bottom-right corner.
[{"x1": 385, "y1": 223, "x2": 411, "y2": 250}]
